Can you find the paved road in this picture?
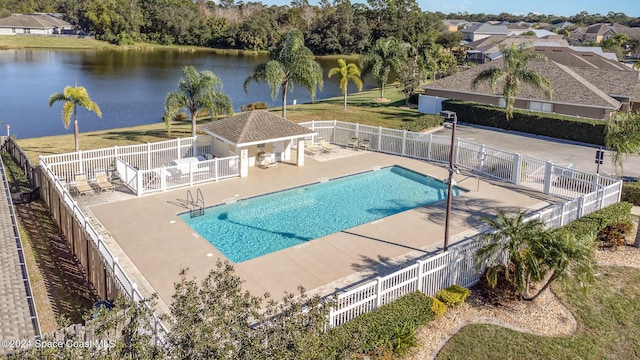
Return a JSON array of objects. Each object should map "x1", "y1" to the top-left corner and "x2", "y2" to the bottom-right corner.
[{"x1": 432, "y1": 124, "x2": 640, "y2": 179}]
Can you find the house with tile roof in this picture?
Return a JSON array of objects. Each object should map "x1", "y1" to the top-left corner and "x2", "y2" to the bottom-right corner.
[
  {"x1": 423, "y1": 46, "x2": 640, "y2": 120},
  {"x1": 0, "y1": 13, "x2": 74, "y2": 35},
  {"x1": 570, "y1": 23, "x2": 640, "y2": 45},
  {"x1": 465, "y1": 35, "x2": 568, "y2": 64},
  {"x1": 443, "y1": 19, "x2": 473, "y2": 32}
]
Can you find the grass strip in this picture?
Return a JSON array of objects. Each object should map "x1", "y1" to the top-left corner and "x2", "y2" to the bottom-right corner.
[{"x1": 435, "y1": 266, "x2": 640, "y2": 359}]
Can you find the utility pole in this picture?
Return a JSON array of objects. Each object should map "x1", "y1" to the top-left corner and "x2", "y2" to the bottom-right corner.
[{"x1": 441, "y1": 110, "x2": 457, "y2": 252}]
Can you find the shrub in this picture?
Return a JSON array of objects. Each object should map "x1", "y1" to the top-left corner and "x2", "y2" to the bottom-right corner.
[
  {"x1": 241, "y1": 102, "x2": 268, "y2": 111},
  {"x1": 436, "y1": 284, "x2": 471, "y2": 307},
  {"x1": 320, "y1": 292, "x2": 435, "y2": 358},
  {"x1": 399, "y1": 114, "x2": 443, "y2": 132},
  {"x1": 554, "y1": 202, "x2": 633, "y2": 241},
  {"x1": 622, "y1": 182, "x2": 640, "y2": 206},
  {"x1": 598, "y1": 222, "x2": 631, "y2": 248},
  {"x1": 431, "y1": 297, "x2": 447, "y2": 319}
]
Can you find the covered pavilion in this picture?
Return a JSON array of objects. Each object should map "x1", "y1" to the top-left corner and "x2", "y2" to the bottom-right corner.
[{"x1": 200, "y1": 110, "x2": 317, "y2": 176}]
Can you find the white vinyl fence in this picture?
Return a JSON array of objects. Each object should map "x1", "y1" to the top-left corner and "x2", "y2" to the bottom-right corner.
[
  {"x1": 302, "y1": 120, "x2": 623, "y2": 327},
  {"x1": 301, "y1": 120, "x2": 618, "y2": 200},
  {"x1": 37, "y1": 123, "x2": 623, "y2": 335},
  {"x1": 328, "y1": 181, "x2": 621, "y2": 327},
  {"x1": 42, "y1": 136, "x2": 210, "y2": 182},
  {"x1": 40, "y1": 136, "x2": 239, "y2": 196}
]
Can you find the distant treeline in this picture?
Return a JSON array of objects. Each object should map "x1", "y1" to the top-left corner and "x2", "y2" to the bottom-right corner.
[
  {"x1": 446, "y1": 10, "x2": 640, "y2": 28},
  {"x1": 0, "y1": 0, "x2": 638, "y2": 54}
]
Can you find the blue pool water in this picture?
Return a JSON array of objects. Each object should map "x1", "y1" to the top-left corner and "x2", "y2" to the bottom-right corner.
[{"x1": 180, "y1": 166, "x2": 466, "y2": 263}]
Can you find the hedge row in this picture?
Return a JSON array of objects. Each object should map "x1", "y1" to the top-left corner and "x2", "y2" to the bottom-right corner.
[
  {"x1": 443, "y1": 100, "x2": 607, "y2": 145},
  {"x1": 554, "y1": 202, "x2": 633, "y2": 239},
  {"x1": 400, "y1": 114, "x2": 444, "y2": 132},
  {"x1": 622, "y1": 182, "x2": 640, "y2": 206},
  {"x1": 320, "y1": 292, "x2": 435, "y2": 358}
]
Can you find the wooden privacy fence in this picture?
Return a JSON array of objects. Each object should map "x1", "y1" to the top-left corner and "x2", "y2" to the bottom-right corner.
[
  {"x1": 1, "y1": 136, "x2": 40, "y2": 187},
  {"x1": 38, "y1": 163, "x2": 169, "y2": 344},
  {"x1": 0, "y1": 136, "x2": 171, "y2": 343}
]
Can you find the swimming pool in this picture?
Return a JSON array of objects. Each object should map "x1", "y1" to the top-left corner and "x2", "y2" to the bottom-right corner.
[{"x1": 180, "y1": 166, "x2": 466, "y2": 263}]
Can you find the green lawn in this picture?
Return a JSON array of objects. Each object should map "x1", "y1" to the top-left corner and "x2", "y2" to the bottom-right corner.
[
  {"x1": 0, "y1": 35, "x2": 116, "y2": 49},
  {"x1": 16, "y1": 86, "x2": 427, "y2": 164},
  {"x1": 435, "y1": 266, "x2": 640, "y2": 359}
]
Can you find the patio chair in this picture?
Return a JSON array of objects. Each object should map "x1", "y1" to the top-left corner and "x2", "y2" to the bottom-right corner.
[
  {"x1": 72, "y1": 174, "x2": 94, "y2": 196},
  {"x1": 347, "y1": 137, "x2": 358, "y2": 150},
  {"x1": 304, "y1": 143, "x2": 323, "y2": 155},
  {"x1": 358, "y1": 138, "x2": 371, "y2": 151},
  {"x1": 318, "y1": 137, "x2": 338, "y2": 152},
  {"x1": 95, "y1": 171, "x2": 115, "y2": 192}
]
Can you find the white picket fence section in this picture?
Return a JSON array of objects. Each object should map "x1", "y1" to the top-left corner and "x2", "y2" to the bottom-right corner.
[
  {"x1": 42, "y1": 136, "x2": 211, "y2": 182},
  {"x1": 301, "y1": 120, "x2": 619, "y2": 200},
  {"x1": 40, "y1": 136, "x2": 240, "y2": 196},
  {"x1": 328, "y1": 181, "x2": 621, "y2": 327},
  {"x1": 137, "y1": 156, "x2": 239, "y2": 195}
]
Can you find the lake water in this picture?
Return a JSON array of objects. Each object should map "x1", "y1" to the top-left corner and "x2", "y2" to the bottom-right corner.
[{"x1": 0, "y1": 49, "x2": 374, "y2": 139}]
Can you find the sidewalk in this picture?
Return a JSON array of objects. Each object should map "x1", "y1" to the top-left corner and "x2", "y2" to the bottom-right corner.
[{"x1": 0, "y1": 162, "x2": 38, "y2": 355}]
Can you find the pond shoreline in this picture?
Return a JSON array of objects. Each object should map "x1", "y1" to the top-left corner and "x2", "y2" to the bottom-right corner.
[{"x1": 0, "y1": 36, "x2": 359, "y2": 61}]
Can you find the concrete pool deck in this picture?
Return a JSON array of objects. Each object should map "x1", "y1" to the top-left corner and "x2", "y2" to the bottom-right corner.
[{"x1": 87, "y1": 149, "x2": 558, "y2": 313}]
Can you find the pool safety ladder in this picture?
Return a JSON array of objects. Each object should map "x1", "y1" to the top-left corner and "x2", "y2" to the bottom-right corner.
[{"x1": 187, "y1": 188, "x2": 205, "y2": 218}]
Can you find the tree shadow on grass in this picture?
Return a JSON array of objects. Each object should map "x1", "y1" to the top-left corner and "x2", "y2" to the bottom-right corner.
[{"x1": 16, "y1": 201, "x2": 97, "y2": 329}]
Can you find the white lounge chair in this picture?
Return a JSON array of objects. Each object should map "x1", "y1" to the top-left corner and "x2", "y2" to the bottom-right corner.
[
  {"x1": 72, "y1": 174, "x2": 94, "y2": 196},
  {"x1": 95, "y1": 171, "x2": 115, "y2": 192},
  {"x1": 305, "y1": 143, "x2": 323, "y2": 155},
  {"x1": 318, "y1": 137, "x2": 338, "y2": 152}
]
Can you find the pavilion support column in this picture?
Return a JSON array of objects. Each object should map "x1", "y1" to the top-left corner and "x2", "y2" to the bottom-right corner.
[
  {"x1": 283, "y1": 140, "x2": 291, "y2": 161},
  {"x1": 240, "y1": 148, "x2": 249, "y2": 177},
  {"x1": 297, "y1": 140, "x2": 305, "y2": 166}
]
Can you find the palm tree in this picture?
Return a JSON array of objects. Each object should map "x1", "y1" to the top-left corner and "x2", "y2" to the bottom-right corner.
[
  {"x1": 525, "y1": 232, "x2": 595, "y2": 301},
  {"x1": 243, "y1": 29, "x2": 323, "y2": 119},
  {"x1": 604, "y1": 110, "x2": 640, "y2": 171},
  {"x1": 476, "y1": 209, "x2": 549, "y2": 298},
  {"x1": 359, "y1": 37, "x2": 409, "y2": 99},
  {"x1": 48, "y1": 86, "x2": 102, "y2": 152},
  {"x1": 472, "y1": 43, "x2": 553, "y2": 120},
  {"x1": 328, "y1": 59, "x2": 363, "y2": 111},
  {"x1": 164, "y1": 66, "x2": 233, "y2": 137}
]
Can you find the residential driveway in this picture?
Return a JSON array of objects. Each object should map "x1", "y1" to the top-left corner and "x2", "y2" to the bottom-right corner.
[{"x1": 433, "y1": 124, "x2": 640, "y2": 179}]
